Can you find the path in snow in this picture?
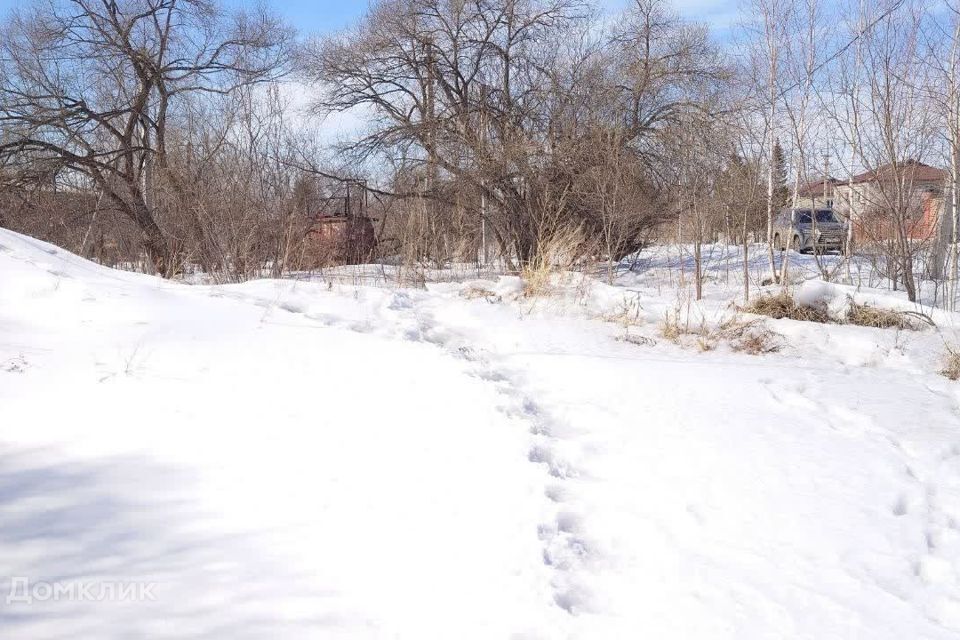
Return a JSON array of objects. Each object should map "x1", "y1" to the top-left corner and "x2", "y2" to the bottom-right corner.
[
  {"x1": 2, "y1": 227, "x2": 960, "y2": 639},
  {"x1": 218, "y1": 282, "x2": 598, "y2": 616},
  {"x1": 228, "y1": 276, "x2": 960, "y2": 638},
  {"x1": 0, "y1": 230, "x2": 565, "y2": 639}
]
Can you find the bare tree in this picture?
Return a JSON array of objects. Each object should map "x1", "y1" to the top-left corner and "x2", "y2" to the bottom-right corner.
[
  {"x1": 927, "y1": 0, "x2": 960, "y2": 309},
  {"x1": 301, "y1": 0, "x2": 720, "y2": 268},
  {"x1": 743, "y1": 0, "x2": 792, "y2": 280},
  {"x1": 0, "y1": 0, "x2": 291, "y2": 274},
  {"x1": 849, "y1": 0, "x2": 935, "y2": 302}
]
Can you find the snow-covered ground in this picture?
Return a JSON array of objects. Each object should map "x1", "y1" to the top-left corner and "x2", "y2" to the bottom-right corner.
[{"x1": 1, "y1": 227, "x2": 960, "y2": 639}]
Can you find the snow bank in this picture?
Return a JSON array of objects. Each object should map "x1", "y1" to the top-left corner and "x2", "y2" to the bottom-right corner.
[
  {"x1": 2, "y1": 228, "x2": 960, "y2": 639},
  {"x1": 0, "y1": 228, "x2": 562, "y2": 638}
]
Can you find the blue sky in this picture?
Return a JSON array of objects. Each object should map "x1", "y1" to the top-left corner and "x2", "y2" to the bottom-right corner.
[
  {"x1": 0, "y1": 0, "x2": 741, "y2": 37},
  {"x1": 0, "y1": 0, "x2": 366, "y2": 32}
]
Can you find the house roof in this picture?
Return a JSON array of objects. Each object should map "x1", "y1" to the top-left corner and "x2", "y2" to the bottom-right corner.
[
  {"x1": 850, "y1": 161, "x2": 946, "y2": 185},
  {"x1": 797, "y1": 177, "x2": 842, "y2": 197}
]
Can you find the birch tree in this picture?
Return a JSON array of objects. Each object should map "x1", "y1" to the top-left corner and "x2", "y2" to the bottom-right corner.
[
  {"x1": 928, "y1": 0, "x2": 960, "y2": 309},
  {"x1": 744, "y1": 0, "x2": 792, "y2": 279}
]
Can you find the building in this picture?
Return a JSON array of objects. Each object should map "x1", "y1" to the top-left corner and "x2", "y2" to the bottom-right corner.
[
  {"x1": 832, "y1": 161, "x2": 949, "y2": 243},
  {"x1": 795, "y1": 177, "x2": 842, "y2": 210},
  {"x1": 300, "y1": 180, "x2": 378, "y2": 268},
  {"x1": 303, "y1": 215, "x2": 377, "y2": 267}
]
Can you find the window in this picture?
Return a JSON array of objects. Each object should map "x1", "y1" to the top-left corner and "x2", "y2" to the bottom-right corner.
[{"x1": 795, "y1": 210, "x2": 838, "y2": 223}]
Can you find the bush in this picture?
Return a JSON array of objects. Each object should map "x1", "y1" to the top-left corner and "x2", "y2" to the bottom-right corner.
[
  {"x1": 743, "y1": 292, "x2": 830, "y2": 323},
  {"x1": 844, "y1": 301, "x2": 920, "y2": 330},
  {"x1": 745, "y1": 292, "x2": 927, "y2": 331},
  {"x1": 520, "y1": 227, "x2": 592, "y2": 298},
  {"x1": 659, "y1": 310, "x2": 684, "y2": 342}
]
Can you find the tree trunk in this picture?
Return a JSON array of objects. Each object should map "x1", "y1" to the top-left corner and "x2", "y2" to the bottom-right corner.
[{"x1": 125, "y1": 196, "x2": 170, "y2": 275}]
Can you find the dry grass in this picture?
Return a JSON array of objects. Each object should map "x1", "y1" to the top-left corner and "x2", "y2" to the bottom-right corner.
[
  {"x1": 942, "y1": 347, "x2": 960, "y2": 381},
  {"x1": 659, "y1": 309, "x2": 685, "y2": 342},
  {"x1": 617, "y1": 334, "x2": 656, "y2": 347},
  {"x1": 657, "y1": 287, "x2": 695, "y2": 343},
  {"x1": 396, "y1": 265, "x2": 428, "y2": 289},
  {"x1": 696, "y1": 336, "x2": 715, "y2": 352},
  {"x1": 844, "y1": 301, "x2": 922, "y2": 330},
  {"x1": 717, "y1": 316, "x2": 782, "y2": 354},
  {"x1": 520, "y1": 227, "x2": 590, "y2": 298},
  {"x1": 745, "y1": 292, "x2": 929, "y2": 332},
  {"x1": 521, "y1": 263, "x2": 555, "y2": 298},
  {"x1": 603, "y1": 295, "x2": 644, "y2": 327},
  {"x1": 743, "y1": 292, "x2": 830, "y2": 323},
  {"x1": 657, "y1": 307, "x2": 781, "y2": 356},
  {"x1": 730, "y1": 327, "x2": 782, "y2": 354},
  {"x1": 603, "y1": 294, "x2": 648, "y2": 345},
  {"x1": 459, "y1": 283, "x2": 501, "y2": 303}
]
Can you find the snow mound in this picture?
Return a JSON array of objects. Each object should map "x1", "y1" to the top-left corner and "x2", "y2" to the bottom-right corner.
[
  {"x1": 2, "y1": 228, "x2": 960, "y2": 639},
  {"x1": 0, "y1": 227, "x2": 561, "y2": 638},
  {"x1": 795, "y1": 278, "x2": 945, "y2": 323}
]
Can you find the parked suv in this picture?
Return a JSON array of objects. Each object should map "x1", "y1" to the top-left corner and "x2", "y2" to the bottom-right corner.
[{"x1": 773, "y1": 207, "x2": 846, "y2": 254}]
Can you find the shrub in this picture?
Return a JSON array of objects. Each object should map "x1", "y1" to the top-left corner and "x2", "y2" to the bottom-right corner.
[
  {"x1": 730, "y1": 328, "x2": 781, "y2": 355},
  {"x1": 844, "y1": 301, "x2": 923, "y2": 330},
  {"x1": 520, "y1": 227, "x2": 591, "y2": 298},
  {"x1": 659, "y1": 309, "x2": 684, "y2": 342},
  {"x1": 743, "y1": 292, "x2": 830, "y2": 323},
  {"x1": 716, "y1": 316, "x2": 782, "y2": 355}
]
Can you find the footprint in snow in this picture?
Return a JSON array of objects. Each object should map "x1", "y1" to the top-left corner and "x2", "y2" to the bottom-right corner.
[
  {"x1": 555, "y1": 511, "x2": 584, "y2": 535},
  {"x1": 387, "y1": 292, "x2": 414, "y2": 311},
  {"x1": 892, "y1": 494, "x2": 909, "y2": 516},
  {"x1": 470, "y1": 368, "x2": 506, "y2": 383},
  {"x1": 941, "y1": 443, "x2": 960, "y2": 462},
  {"x1": 544, "y1": 484, "x2": 567, "y2": 503},
  {"x1": 278, "y1": 301, "x2": 306, "y2": 314},
  {"x1": 552, "y1": 582, "x2": 595, "y2": 615},
  {"x1": 1, "y1": 356, "x2": 29, "y2": 373}
]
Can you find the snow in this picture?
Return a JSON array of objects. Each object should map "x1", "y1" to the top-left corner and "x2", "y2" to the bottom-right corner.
[{"x1": 1, "y1": 227, "x2": 960, "y2": 639}]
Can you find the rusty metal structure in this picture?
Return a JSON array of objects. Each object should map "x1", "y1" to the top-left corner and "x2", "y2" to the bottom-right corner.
[{"x1": 302, "y1": 180, "x2": 377, "y2": 268}]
